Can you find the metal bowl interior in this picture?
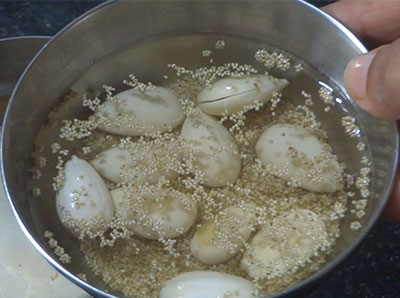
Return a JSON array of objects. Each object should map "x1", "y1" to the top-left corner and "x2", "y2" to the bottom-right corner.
[
  {"x1": 2, "y1": 1, "x2": 398, "y2": 297},
  {"x1": 0, "y1": 36, "x2": 50, "y2": 122}
]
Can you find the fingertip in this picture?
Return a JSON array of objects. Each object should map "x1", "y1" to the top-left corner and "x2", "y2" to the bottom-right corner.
[
  {"x1": 344, "y1": 53, "x2": 376, "y2": 104},
  {"x1": 321, "y1": 1, "x2": 366, "y2": 41}
]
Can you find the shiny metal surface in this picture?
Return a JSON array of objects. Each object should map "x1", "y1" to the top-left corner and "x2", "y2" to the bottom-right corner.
[
  {"x1": 1, "y1": 1, "x2": 398, "y2": 297},
  {"x1": 0, "y1": 36, "x2": 91, "y2": 298},
  {"x1": 0, "y1": 36, "x2": 49, "y2": 123}
]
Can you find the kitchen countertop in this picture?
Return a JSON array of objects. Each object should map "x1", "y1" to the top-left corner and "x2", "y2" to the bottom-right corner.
[{"x1": 0, "y1": 1, "x2": 399, "y2": 298}]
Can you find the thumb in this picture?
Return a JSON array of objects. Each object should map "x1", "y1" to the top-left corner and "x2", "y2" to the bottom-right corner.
[{"x1": 344, "y1": 39, "x2": 400, "y2": 119}]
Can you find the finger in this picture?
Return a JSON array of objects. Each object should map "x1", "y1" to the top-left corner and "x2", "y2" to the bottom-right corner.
[
  {"x1": 322, "y1": 0, "x2": 400, "y2": 46},
  {"x1": 383, "y1": 171, "x2": 400, "y2": 222},
  {"x1": 344, "y1": 39, "x2": 400, "y2": 119},
  {"x1": 322, "y1": 0, "x2": 365, "y2": 40}
]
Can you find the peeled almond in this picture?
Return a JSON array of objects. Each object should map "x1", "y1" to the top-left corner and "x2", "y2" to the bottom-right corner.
[
  {"x1": 111, "y1": 187, "x2": 197, "y2": 239},
  {"x1": 241, "y1": 209, "x2": 327, "y2": 280},
  {"x1": 240, "y1": 231, "x2": 287, "y2": 280},
  {"x1": 197, "y1": 74, "x2": 288, "y2": 116},
  {"x1": 191, "y1": 205, "x2": 255, "y2": 264},
  {"x1": 95, "y1": 86, "x2": 185, "y2": 136},
  {"x1": 90, "y1": 147, "x2": 131, "y2": 183},
  {"x1": 279, "y1": 209, "x2": 328, "y2": 259},
  {"x1": 241, "y1": 244, "x2": 287, "y2": 280},
  {"x1": 181, "y1": 109, "x2": 241, "y2": 187},
  {"x1": 159, "y1": 271, "x2": 258, "y2": 298},
  {"x1": 90, "y1": 146, "x2": 179, "y2": 184},
  {"x1": 255, "y1": 124, "x2": 343, "y2": 193},
  {"x1": 56, "y1": 155, "x2": 114, "y2": 236}
]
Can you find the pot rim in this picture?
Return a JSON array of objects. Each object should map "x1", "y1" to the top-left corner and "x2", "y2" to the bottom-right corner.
[{"x1": 0, "y1": 35, "x2": 51, "y2": 43}]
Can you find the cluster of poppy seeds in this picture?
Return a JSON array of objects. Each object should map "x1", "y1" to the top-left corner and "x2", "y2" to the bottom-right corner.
[
  {"x1": 357, "y1": 141, "x2": 366, "y2": 151},
  {"x1": 32, "y1": 187, "x2": 41, "y2": 197},
  {"x1": 341, "y1": 115, "x2": 360, "y2": 138},
  {"x1": 214, "y1": 39, "x2": 226, "y2": 50},
  {"x1": 254, "y1": 49, "x2": 292, "y2": 71},
  {"x1": 318, "y1": 86, "x2": 336, "y2": 112},
  {"x1": 294, "y1": 63, "x2": 304, "y2": 72},
  {"x1": 44, "y1": 231, "x2": 72, "y2": 264},
  {"x1": 28, "y1": 43, "x2": 373, "y2": 297},
  {"x1": 202, "y1": 50, "x2": 212, "y2": 57}
]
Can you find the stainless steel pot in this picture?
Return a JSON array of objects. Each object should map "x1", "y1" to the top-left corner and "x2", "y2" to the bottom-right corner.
[
  {"x1": 2, "y1": 1, "x2": 398, "y2": 297},
  {"x1": 0, "y1": 36, "x2": 50, "y2": 123},
  {"x1": 0, "y1": 36, "x2": 91, "y2": 298}
]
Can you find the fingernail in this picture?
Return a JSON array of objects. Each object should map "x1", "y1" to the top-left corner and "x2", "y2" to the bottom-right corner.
[{"x1": 344, "y1": 52, "x2": 376, "y2": 102}]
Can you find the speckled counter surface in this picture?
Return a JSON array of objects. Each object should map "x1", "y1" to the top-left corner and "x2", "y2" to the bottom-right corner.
[{"x1": 0, "y1": 1, "x2": 399, "y2": 298}]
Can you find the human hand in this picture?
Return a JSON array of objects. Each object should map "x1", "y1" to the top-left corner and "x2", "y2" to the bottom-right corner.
[{"x1": 322, "y1": 0, "x2": 400, "y2": 221}]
